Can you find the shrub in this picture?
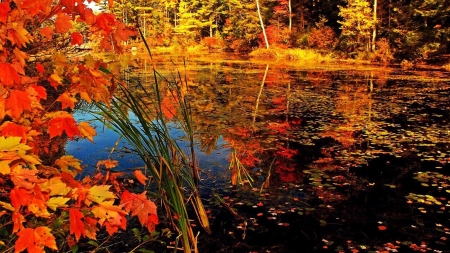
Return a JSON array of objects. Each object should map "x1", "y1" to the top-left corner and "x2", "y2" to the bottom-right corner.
[
  {"x1": 308, "y1": 26, "x2": 337, "y2": 50},
  {"x1": 370, "y1": 38, "x2": 395, "y2": 64}
]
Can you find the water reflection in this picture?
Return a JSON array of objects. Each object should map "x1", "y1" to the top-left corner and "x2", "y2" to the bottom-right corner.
[{"x1": 68, "y1": 57, "x2": 450, "y2": 252}]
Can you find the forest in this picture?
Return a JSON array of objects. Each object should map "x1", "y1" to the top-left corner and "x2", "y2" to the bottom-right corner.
[{"x1": 110, "y1": 0, "x2": 450, "y2": 64}]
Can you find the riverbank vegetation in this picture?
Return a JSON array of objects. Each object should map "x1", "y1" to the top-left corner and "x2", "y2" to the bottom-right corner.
[{"x1": 112, "y1": 0, "x2": 450, "y2": 66}]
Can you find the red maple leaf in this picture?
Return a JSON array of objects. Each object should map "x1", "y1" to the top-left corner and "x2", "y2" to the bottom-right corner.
[
  {"x1": 0, "y1": 62, "x2": 21, "y2": 86},
  {"x1": 12, "y1": 212, "x2": 25, "y2": 233},
  {"x1": 55, "y1": 13, "x2": 72, "y2": 33},
  {"x1": 6, "y1": 90, "x2": 32, "y2": 121},
  {"x1": 36, "y1": 63, "x2": 45, "y2": 74},
  {"x1": 0, "y1": 2, "x2": 11, "y2": 24},
  {"x1": 71, "y1": 32, "x2": 83, "y2": 46},
  {"x1": 69, "y1": 208, "x2": 86, "y2": 241},
  {"x1": 95, "y1": 13, "x2": 116, "y2": 33},
  {"x1": 31, "y1": 84, "x2": 47, "y2": 100},
  {"x1": 0, "y1": 122, "x2": 29, "y2": 140},
  {"x1": 15, "y1": 226, "x2": 58, "y2": 252},
  {"x1": 48, "y1": 115, "x2": 80, "y2": 139},
  {"x1": 40, "y1": 26, "x2": 54, "y2": 40}
]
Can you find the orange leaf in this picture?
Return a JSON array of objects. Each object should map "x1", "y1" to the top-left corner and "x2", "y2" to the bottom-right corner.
[
  {"x1": 48, "y1": 73, "x2": 63, "y2": 89},
  {"x1": 15, "y1": 226, "x2": 58, "y2": 253},
  {"x1": 133, "y1": 170, "x2": 148, "y2": 185},
  {"x1": 10, "y1": 187, "x2": 33, "y2": 210},
  {"x1": 0, "y1": 2, "x2": 10, "y2": 24},
  {"x1": 39, "y1": 26, "x2": 53, "y2": 40},
  {"x1": 121, "y1": 191, "x2": 158, "y2": 233},
  {"x1": 57, "y1": 92, "x2": 77, "y2": 109},
  {"x1": 78, "y1": 122, "x2": 96, "y2": 142},
  {"x1": 48, "y1": 115, "x2": 80, "y2": 139},
  {"x1": 71, "y1": 32, "x2": 83, "y2": 46},
  {"x1": 12, "y1": 212, "x2": 25, "y2": 233},
  {"x1": 7, "y1": 23, "x2": 32, "y2": 48},
  {"x1": 96, "y1": 159, "x2": 118, "y2": 170},
  {"x1": 69, "y1": 208, "x2": 86, "y2": 241},
  {"x1": 55, "y1": 13, "x2": 72, "y2": 33},
  {"x1": 0, "y1": 62, "x2": 21, "y2": 86},
  {"x1": 13, "y1": 47, "x2": 28, "y2": 68},
  {"x1": 10, "y1": 166, "x2": 43, "y2": 189}
]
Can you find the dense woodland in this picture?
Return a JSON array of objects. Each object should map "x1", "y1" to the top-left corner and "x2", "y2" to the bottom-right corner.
[{"x1": 106, "y1": 0, "x2": 450, "y2": 63}]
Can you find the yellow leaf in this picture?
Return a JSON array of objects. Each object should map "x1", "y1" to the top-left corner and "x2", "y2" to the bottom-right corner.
[
  {"x1": 78, "y1": 122, "x2": 96, "y2": 142},
  {"x1": 0, "y1": 136, "x2": 40, "y2": 167},
  {"x1": 79, "y1": 91, "x2": 92, "y2": 103},
  {"x1": 91, "y1": 200, "x2": 126, "y2": 225},
  {"x1": 0, "y1": 161, "x2": 10, "y2": 174},
  {"x1": 87, "y1": 185, "x2": 116, "y2": 204},
  {"x1": 48, "y1": 74, "x2": 62, "y2": 88},
  {"x1": 0, "y1": 136, "x2": 30, "y2": 152},
  {"x1": 55, "y1": 155, "x2": 82, "y2": 175},
  {"x1": 17, "y1": 152, "x2": 41, "y2": 166},
  {"x1": 52, "y1": 52, "x2": 68, "y2": 68},
  {"x1": 0, "y1": 201, "x2": 15, "y2": 212},
  {"x1": 39, "y1": 177, "x2": 71, "y2": 196},
  {"x1": 46, "y1": 197, "x2": 70, "y2": 211}
]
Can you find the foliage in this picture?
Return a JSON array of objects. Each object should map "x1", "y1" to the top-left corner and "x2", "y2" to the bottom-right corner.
[
  {"x1": 258, "y1": 25, "x2": 290, "y2": 48},
  {"x1": 369, "y1": 38, "x2": 394, "y2": 64},
  {"x1": 0, "y1": 0, "x2": 160, "y2": 252},
  {"x1": 308, "y1": 26, "x2": 337, "y2": 50},
  {"x1": 338, "y1": 0, "x2": 375, "y2": 53}
]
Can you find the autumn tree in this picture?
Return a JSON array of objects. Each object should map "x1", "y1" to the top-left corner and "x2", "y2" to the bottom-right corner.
[
  {"x1": 338, "y1": 0, "x2": 375, "y2": 54},
  {"x1": 0, "y1": 0, "x2": 161, "y2": 252},
  {"x1": 381, "y1": 0, "x2": 450, "y2": 60},
  {"x1": 223, "y1": 0, "x2": 268, "y2": 51}
]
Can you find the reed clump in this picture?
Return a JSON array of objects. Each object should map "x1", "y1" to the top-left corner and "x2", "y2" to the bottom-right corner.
[{"x1": 94, "y1": 29, "x2": 209, "y2": 253}]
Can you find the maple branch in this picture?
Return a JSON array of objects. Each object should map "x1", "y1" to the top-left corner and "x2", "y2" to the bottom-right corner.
[
  {"x1": 128, "y1": 238, "x2": 160, "y2": 253},
  {"x1": 90, "y1": 235, "x2": 112, "y2": 253}
]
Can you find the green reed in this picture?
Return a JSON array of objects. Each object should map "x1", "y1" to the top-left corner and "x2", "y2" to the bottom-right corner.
[{"x1": 94, "y1": 28, "x2": 209, "y2": 253}]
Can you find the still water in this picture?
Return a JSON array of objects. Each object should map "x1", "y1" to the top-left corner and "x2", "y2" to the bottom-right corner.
[{"x1": 67, "y1": 56, "x2": 450, "y2": 252}]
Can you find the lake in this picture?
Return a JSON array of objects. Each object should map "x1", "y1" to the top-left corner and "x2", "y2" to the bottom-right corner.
[{"x1": 67, "y1": 55, "x2": 450, "y2": 252}]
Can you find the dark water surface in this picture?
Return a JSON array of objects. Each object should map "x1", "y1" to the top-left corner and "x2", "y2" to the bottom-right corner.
[{"x1": 67, "y1": 58, "x2": 450, "y2": 252}]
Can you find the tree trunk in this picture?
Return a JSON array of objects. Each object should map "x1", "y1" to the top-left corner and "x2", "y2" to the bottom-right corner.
[
  {"x1": 256, "y1": 0, "x2": 270, "y2": 49},
  {"x1": 372, "y1": 0, "x2": 377, "y2": 51},
  {"x1": 288, "y1": 0, "x2": 292, "y2": 31}
]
